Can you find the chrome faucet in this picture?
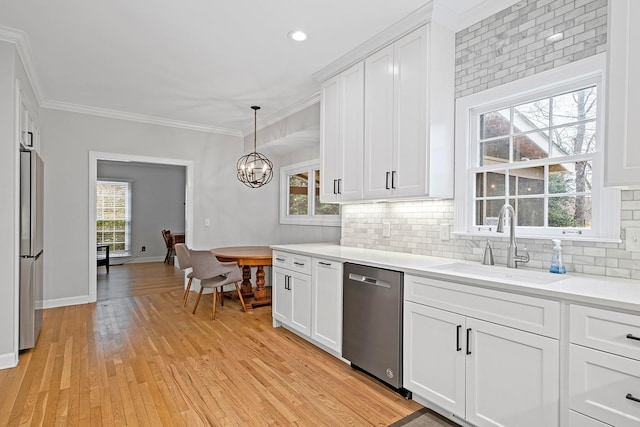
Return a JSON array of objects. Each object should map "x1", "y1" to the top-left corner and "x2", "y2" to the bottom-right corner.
[{"x1": 497, "y1": 204, "x2": 530, "y2": 268}]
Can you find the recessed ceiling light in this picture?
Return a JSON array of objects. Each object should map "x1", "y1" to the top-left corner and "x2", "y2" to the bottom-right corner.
[
  {"x1": 547, "y1": 32, "x2": 564, "y2": 42},
  {"x1": 288, "y1": 30, "x2": 307, "y2": 42}
]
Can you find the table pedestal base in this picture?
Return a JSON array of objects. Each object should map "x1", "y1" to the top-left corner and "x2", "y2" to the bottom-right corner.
[{"x1": 238, "y1": 265, "x2": 271, "y2": 308}]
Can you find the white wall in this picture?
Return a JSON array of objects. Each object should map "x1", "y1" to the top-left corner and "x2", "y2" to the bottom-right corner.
[
  {"x1": 97, "y1": 160, "x2": 186, "y2": 261},
  {"x1": 40, "y1": 109, "x2": 282, "y2": 304}
]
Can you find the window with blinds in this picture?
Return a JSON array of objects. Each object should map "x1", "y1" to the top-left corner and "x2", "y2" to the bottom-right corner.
[{"x1": 96, "y1": 180, "x2": 131, "y2": 256}]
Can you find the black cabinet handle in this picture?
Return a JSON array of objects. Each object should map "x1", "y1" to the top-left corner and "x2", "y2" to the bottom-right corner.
[
  {"x1": 456, "y1": 325, "x2": 462, "y2": 351},
  {"x1": 626, "y1": 393, "x2": 640, "y2": 403},
  {"x1": 627, "y1": 334, "x2": 640, "y2": 341},
  {"x1": 27, "y1": 131, "x2": 34, "y2": 147},
  {"x1": 318, "y1": 261, "x2": 331, "y2": 266},
  {"x1": 391, "y1": 171, "x2": 397, "y2": 189},
  {"x1": 466, "y1": 328, "x2": 472, "y2": 355},
  {"x1": 337, "y1": 179, "x2": 342, "y2": 194},
  {"x1": 386, "y1": 172, "x2": 390, "y2": 189},
  {"x1": 333, "y1": 179, "x2": 337, "y2": 194},
  {"x1": 294, "y1": 261, "x2": 305, "y2": 266},
  {"x1": 275, "y1": 257, "x2": 285, "y2": 262}
]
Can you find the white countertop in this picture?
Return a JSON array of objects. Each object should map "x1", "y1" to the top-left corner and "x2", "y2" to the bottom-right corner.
[{"x1": 271, "y1": 243, "x2": 640, "y2": 313}]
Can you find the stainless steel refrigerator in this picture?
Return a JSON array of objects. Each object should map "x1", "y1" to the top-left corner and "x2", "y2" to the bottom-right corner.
[{"x1": 19, "y1": 149, "x2": 44, "y2": 350}]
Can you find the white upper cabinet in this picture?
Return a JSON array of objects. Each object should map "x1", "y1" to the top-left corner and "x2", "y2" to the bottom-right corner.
[
  {"x1": 605, "y1": 0, "x2": 640, "y2": 188},
  {"x1": 320, "y1": 62, "x2": 364, "y2": 203},
  {"x1": 319, "y1": 19, "x2": 455, "y2": 203},
  {"x1": 364, "y1": 24, "x2": 454, "y2": 200}
]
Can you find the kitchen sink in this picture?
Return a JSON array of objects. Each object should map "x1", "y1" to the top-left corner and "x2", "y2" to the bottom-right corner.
[{"x1": 431, "y1": 262, "x2": 566, "y2": 286}]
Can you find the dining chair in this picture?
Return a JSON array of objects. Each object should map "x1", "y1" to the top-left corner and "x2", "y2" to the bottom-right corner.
[
  {"x1": 161, "y1": 229, "x2": 174, "y2": 264},
  {"x1": 174, "y1": 243, "x2": 195, "y2": 307},
  {"x1": 188, "y1": 249, "x2": 246, "y2": 319}
]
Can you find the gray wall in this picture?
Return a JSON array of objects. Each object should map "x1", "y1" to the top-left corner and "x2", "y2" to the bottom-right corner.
[{"x1": 97, "y1": 160, "x2": 186, "y2": 261}]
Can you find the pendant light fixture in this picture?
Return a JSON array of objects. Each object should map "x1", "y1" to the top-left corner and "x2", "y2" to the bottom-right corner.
[{"x1": 237, "y1": 106, "x2": 273, "y2": 188}]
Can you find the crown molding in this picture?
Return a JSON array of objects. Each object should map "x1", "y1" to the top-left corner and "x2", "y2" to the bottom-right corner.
[
  {"x1": 42, "y1": 100, "x2": 243, "y2": 137},
  {"x1": 0, "y1": 25, "x2": 45, "y2": 105},
  {"x1": 242, "y1": 91, "x2": 321, "y2": 136},
  {"x1": 312, "y1": 3, "x2": 435, "y2": 82}
]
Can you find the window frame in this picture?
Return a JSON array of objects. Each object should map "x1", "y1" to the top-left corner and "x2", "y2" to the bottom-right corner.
[
  {"x1": 454, "y1": 54, "x2": 620, "y2": 242},
  {"x1": 279, "y1": 159, "x2": 341, "y2": 227},
  {"x1": 96, "y1": 179, "x2": 132, "y2": 256}
]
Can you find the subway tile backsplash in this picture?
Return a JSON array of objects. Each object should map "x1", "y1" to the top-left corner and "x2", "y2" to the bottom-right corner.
[
  {"x1": 341, "y1": 0, "x2": 640, "y2": 281},
  {"x1": 341, "y1": 191, "x2": 640, "y2": 280}
]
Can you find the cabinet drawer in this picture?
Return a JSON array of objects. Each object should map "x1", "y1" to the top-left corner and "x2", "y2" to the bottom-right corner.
[
  {"x1": 405, "y1": 274, "x2": 560, "y2": 338},
  {"x1": 272, "y1": 251, "x2": 312, "y2": 275},
  {"x1": 568, "y1": 410, "x2": 609, "y2": 427},
  {"x1": 571, "y1": 305, "x2": 640, "y2": 361},
  {"x1": 569, "y1": 344, "x2": 640, "y2": 427}
]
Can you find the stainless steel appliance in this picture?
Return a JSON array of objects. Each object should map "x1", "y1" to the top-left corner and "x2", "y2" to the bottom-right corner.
[
  {"x1": 342, "y1": 263, "x2": 409, "y2": 397},
  {"x1": 19, "y1": 149, "x2": 44, "y2": 350}
]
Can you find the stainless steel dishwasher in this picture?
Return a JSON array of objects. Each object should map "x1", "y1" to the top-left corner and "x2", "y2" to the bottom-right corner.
[{"x1": 342, "y1": 263, "x2": 409, "y2": 397}]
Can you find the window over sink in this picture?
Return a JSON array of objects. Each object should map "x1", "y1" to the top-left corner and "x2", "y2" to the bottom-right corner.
[
  {"x1": 455, "y1": 55, "x2": 620, "y2": 241},
  {"x1": 280, "y1": 160, "x2": 340, "y2": 226}
]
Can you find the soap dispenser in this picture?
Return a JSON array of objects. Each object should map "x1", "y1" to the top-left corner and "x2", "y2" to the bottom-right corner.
[
  {"x1": 482, "y1": 240, "x2": 495, "y2": 265},
  {"x1": 550, "y1": 239, "x2": 566, "y2": 274}
]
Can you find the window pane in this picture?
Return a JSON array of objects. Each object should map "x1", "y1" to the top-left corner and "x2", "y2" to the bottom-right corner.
[
  {"x1": 552, "y1": 86, "x2": 597, "y2": 126},
  {"x1": 515, "y1": 198, "x2": 544, "y2": 226},
  {"x1": 480, "y1": 138, "x2": 509, "y2": 166},
  {"x1": 509, "y1": 167, "x2": 544, "y2": 196},
  {"x1": 475, "y1": 173, "x2": 484, "y2": 197},
  {"x1": 479, "y1": 109, "x2": 510, "y2": 139},
  {"x1": 314, "y1": 170, "x2": 339, "y2": 216},
  {"x1": 549, "y1": 161, "x2": 592, "y2": 194},
  {"x1": 551, "y1": 121, "x2": 596, "y2": 155},
  {"x1": 549, "y1": 196, "x2": 592, "y2": 228},
  {"x1": 486, "y1": 171, "x2": 506, "y2": 197},
  {"x1": 513, "y1": 131, "x2": 549, "y2": 162},
  {"x1": 475, "y1": 199, "x2": 506, "y2": 226},
  {"x1": 288, "y1": 172, "x2": 308, "y2": 215},
  {"x1": 514, "y1": 98, "x2": 549, "y2": 132}
]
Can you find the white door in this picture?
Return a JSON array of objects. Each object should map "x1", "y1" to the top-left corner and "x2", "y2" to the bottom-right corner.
[
  {"x1": 320, "y1": 75, "x2": 341, "y2": 203},
  {"x1": 403, "y1": 302, "x2": 466, "y2": 418},
  {"x1": 289, "y1": 271, "x2": 312, "y2": 336},
  {"x1": 465, "y1": 318, "x2": 559, "y2": 427},
  {"x1": 364, "y1": 44, "x2": 394, "y2": 199},
  {"x1": 338, "y1": 62, "x2": 364, "y2": 201},
  {"x1": 311, "y1": 259, "x2": 343, "y2": 352},
  {"x1": 272, "y1": 267, "x2": 292, "y2": 325},
  {"x1": 392, "y1": 27, "x2": 427, "y2": 198}
]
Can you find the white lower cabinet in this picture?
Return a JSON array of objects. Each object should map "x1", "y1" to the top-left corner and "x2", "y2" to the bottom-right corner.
[
  {"x1": 272, "y1": 251, "x2": 343, "y2": 356},
  {"x1": 569, "y1": 304, "x2": 640, "y2": 427},
  {"x1": 404, "y1": 275, "x2": 560, "y2": 427},
  {"x1": 273, "y1": 266, "x2": 311, "y2": 336},
  {"x1": 311, "y1": 259, "x2": 343, "y2": 353}
]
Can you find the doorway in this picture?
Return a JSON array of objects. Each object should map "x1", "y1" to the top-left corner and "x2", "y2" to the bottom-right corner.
[{"x1": 89, "y1": 152, "x2": 194, "y2": 303}]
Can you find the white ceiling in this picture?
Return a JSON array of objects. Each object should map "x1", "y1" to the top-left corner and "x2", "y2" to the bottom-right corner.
[{"x1": 0, "y1": 0, "x2": 508, "y2": 136}]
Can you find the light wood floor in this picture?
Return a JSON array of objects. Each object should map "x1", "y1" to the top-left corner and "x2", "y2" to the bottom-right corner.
[{"x1": 0, "y1": 262, "x2": 457, "y2": 426}]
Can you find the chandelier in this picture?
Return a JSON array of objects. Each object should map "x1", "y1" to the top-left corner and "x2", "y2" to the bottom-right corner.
[{"x1": 237, "y1": 106, "x2": 273, "y2": 188}]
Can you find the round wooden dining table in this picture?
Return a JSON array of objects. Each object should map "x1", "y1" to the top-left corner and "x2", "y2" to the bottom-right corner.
[{"x1": 210, "y1": 246, "x2": 273, "y2": 308}]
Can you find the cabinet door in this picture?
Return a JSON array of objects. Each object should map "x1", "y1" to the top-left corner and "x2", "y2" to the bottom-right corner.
[
  {"x1": 289, "y1": 271, "x2": 312, "y2": 336},
  {"x1": 338, "y1": 62, "x2": 364, "y2": 201},
  {"x1": 272, "y1": 267, "x2": 291, "y2": 324},
  {"x1": 403, "y1": 302, "x2": 466, "y2": 418},
  {"x1": 311, "y1": 259, "x2": 343, "y2": 352},
  {"x1": 364, "y1": 44, "x2": 394, "y2": 199},
  {"x1": 465, "y1": 318, "x2": 559, "y2": 427},
  {"x1": 605, "y1": 0, "x2": 640, "y2": 188},
  {"x1": 392, "y1": 28, "x2": 426, "y2": 198},
  {"x1": 320, "y1": 76, "x2": 341, "y2": 203}
]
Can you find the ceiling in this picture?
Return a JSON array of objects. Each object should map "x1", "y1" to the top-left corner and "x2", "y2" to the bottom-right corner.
[{"x1": 0, "y1": 0, "x2": 503, "y2": 136}]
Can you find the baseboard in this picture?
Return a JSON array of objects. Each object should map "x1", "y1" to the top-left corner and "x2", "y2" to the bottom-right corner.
[
  {"x1": 0, "y1": 352, "x2": 18, "y2": 370},
  {"x1": 125, "y1": 256, "x2": 165, "y2": 264},
  {"x1": 43, "y1": 295, "x2": 92, "y2": 309}
]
